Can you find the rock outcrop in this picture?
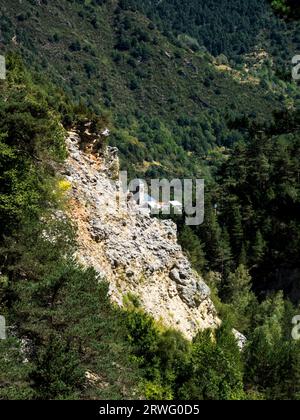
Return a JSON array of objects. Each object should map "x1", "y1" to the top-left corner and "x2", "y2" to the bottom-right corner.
[{"x1": 60, "y1": 131, "x2": 219, "y2": 339}]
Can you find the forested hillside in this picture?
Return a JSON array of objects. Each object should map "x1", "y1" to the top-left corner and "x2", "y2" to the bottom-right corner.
[
  {"x1": 178, "y1": 108, "x2": 300, "y2": 298},
  {"x1": 121, "y1": 0, "x2": 300, "y2": 63},
  {"x1": 0, "y1": 56, "x2": 231, "y2": 400},
  {"x1": 1, "y1": 0, "x2": 297, "y2": 178},
  {"x1": 0, "y1": 56, "x2": 277, "y2": 401},
  {"x1": 1, "y1": 0, "x2": 300, "y2": 401},
  {"x1": 121, "y1": 0, "x2": 271, "y2": 57}
]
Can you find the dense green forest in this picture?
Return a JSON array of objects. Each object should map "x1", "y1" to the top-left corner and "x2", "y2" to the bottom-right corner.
[
  {"x1": 121, "y1": 0, "x2": 300, "y2": 62},
  {"x1": 121, "y1": 0, "x2": 272, "y2": 57},
  {"x1": 177, "y1": 109, "x2": 300, "y2": 299},
  {"x1": 1, "y1": 0, "x2": 298, "y2": 178},
  {"x1": 1, "y1": 0, "x2": 300, "y2": 400}
]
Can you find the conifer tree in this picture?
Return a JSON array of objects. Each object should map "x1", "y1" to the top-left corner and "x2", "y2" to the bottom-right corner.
[
  {"x1": 230, "y1": 206, "x2": 244, "y2": 257},
  {"x1": 179, "y1": 226, "x2": 206, "y2": 273},
  {"x1": 179, "y1": 322, "x2": 245, "y2": 400},
  {"x1": 251, "y1": 230, "x2": 266, "y2": 265}
]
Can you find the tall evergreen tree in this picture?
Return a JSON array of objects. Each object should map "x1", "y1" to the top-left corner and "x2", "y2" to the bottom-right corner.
[
  {"x1": 251, "y1": 230, "x2": 266, "y2": 265},
  {"x1": 178, "y1": 226, "x2": 206, "y2": 273}
]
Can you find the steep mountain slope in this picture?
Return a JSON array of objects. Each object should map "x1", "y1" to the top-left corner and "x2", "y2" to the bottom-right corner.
[
  {"x1": 61, "y1": 130, "x2": 219, "y2": 338},
  {"x1": 120, "y1": 0, "x2": 300, "y2": 67},
  {"x1": 0, "y1": 60, "x2": 236, "y2": 400},
  {"x1": 121, "y1": 0, "x2": 272, "y2": 57},
  {"x1": 1, "y1": 3, "x2": 300, "y2": 401},
  {"x1": 0, "y1": 0, "x2": 290, "y2": 177}
]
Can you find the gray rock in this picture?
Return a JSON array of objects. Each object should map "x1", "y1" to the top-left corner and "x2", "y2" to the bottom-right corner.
[
  {"x1": 233, "y1": 329, "x2": 247, "y2": 350},
  {"x1": 179, "y1": 269, "x2": 188, "y2": 279},
  {"x1": 169, "y1": 268, "x2": 181, "y2": 283},
  {"x1": 62, "y1": 132, "x2": 217, "y2": 332},
  {"x1": 197, "y1": 281, "x2": 211, "y2": 298},
  {"x1": 177, "y1": 285, "x2": 197, "y2": 307}
]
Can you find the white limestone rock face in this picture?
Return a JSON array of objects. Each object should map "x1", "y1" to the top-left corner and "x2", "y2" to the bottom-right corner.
[{"x1": 61, "y1": 131, "x2": 219, "y2": 339}]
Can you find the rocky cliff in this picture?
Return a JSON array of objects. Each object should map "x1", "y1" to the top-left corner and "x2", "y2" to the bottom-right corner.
[{"x1": 60, "y1": 131, "x2": 219, "y2": 339}]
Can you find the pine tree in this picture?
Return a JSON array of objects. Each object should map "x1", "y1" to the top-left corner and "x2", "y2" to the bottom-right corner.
[
  {"x1": 238, "y1": 243, "x2": 248, "y2": 266},
  {"x1": 220, "y1": 227, "x2": 233, "y2": 278},
  {"x1": 0, "y1": 338, "x2": 34, "y2": 400},
  {"x1": 30, "y1": 335, "x2": 84, "y2": 400},
  {"x1": 230, "y1": 206, "x2": 244, "y2": 257},
  {"x1": 178, "y1": 322, "x2": 245, "y2": 400},
  {"x1": 178, "y1": 226, "x2": 206, "y2": 273},
  {"x1": 251, "y1": 230, "x2": 266, "y2": 265},
  {"x1": 243, "y1": 293, "x2": 297, "y2": 399},
  {"x1": 226, "y1": 265, "x2": 253, "y2": 304},
  {"x1": 224, "y1": 265, "x2": 257, "y2": 332},
  {"x1": 199, "y1": 201, "x2": 223, "y2": 272}
]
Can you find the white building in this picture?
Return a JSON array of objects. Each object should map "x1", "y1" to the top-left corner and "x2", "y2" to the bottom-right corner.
[
  {"x1": 101, "y1": 128, "x2": 110, "y2": 137},
  {"x1": 135, "y1": 181, "x2": 183, "y2": 214}
]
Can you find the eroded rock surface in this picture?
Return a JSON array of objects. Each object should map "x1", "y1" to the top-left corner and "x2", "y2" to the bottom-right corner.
[{"x1": 61, "y1": 131, "x2": 219, "y2": 339}]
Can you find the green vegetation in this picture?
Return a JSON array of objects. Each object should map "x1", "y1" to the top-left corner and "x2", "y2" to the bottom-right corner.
[
  {"x1": 0, "y1": 221, "x2": 142, "y2": 400},
  {"x1": 121, "y1": 0, "x2": 270, "y2": 58},
  {"x1": 121, "y1": 0, "x2": 300, "y2": 67},
  {"x1": 271, "y1": 0, "x2": 300, "y2": 18},
  {"x1": 178, "y1": 110, "x2": 300, "y2": 300},
  {"x1": 1, "y1": 0, "x2": 298, "y2": 177},
  {"x1": 0, "y1": 53, "x2": 246, "y2": 401},
  {"x1": 0, "y1": 0, "x2": 300, "y2": 401}
]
